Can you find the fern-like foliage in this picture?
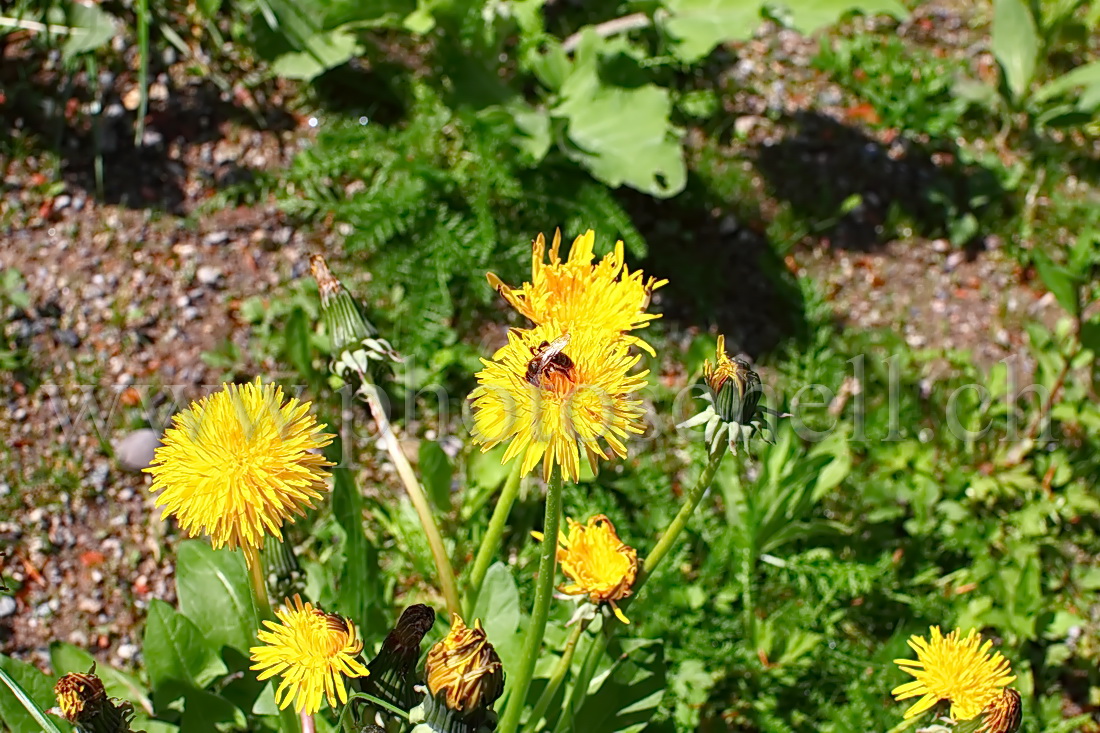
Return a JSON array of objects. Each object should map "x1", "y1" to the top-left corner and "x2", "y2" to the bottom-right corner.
[{"x1": 279, "y1": 86, "x2": 645, "y2": 362}]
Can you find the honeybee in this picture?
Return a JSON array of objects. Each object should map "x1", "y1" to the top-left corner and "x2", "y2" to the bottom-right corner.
[{"x1": 525, "y1": 334, "x2": 574, "y2": 388}]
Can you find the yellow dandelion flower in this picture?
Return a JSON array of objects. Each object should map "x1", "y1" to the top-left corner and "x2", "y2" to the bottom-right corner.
[
  {"x1": 146, "y1": 379, "x2": 333, "y2": 564},
  {"x1": 892, "y1": 626, "x2": 1016, "y2": 721},
  {"x1": 487, "y1": 229, "x2": 667, "y2": 354},
  {"x1": 250, "y1": 595, "x2": 369, "y2": 715},
  {"x1": 54, "y1": 670, "x2": 106, "y2": 722},
  {"x1": 425, "y1": 614, "x2": 504, "y2": 714},
  {"x1": 534, "y1": 514, "x2": 638, "y2": 624},
  {"x1": 469, "y1": 324, "x2": 648, "y2": 482}
]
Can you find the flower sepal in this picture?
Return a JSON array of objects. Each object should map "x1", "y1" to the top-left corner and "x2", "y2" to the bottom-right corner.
[{"x1": 409, "y1": 690, "x2": 499, "y2": 733}]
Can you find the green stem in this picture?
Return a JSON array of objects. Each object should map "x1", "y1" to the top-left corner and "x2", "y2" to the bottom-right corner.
[
  {"x1": 637, "y1": 442, "x2": 729, "y2": 586},
  {"x1": 523, "y1": 619, "x2": 589, "y2": 733},
  {"x1": 554, "y1": 443, "x2": 730, "y2": 733},
  {"x1": 244, "y1": 545, "x2": 300, "y2": 733},
  {"x1": 498, "y1": 470, "x2": 565, "y2": 733},
  {"x1": 551, "y1": 625, "x2": 606, "y2": 733},
  {"x1": 466, "y1": 459, "x2": 523, "y2": 614},
  {"x1": 363, "y1": 388, "x2": 463, "y2": 619}
]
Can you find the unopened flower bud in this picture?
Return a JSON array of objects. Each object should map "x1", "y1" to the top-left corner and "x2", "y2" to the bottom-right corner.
[
  {"x1": 977, "y1": 688, "x2": 1022, "y2": 733},
  {"x1": 54, "y1": 668, "x2": 136, "y2": 732},
  {"x1": 411, "y1": 615, "x2": 504, "y2": 732},
  {"x1": 704, "y1": 335, "x2": 762, "y2": 425},
  {"x1": 310, "y1": 254, "x2": 400, "y2": 377}
]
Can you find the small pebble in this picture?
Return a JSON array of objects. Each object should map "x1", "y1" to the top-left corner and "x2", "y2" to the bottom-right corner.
[
  {"x1": 115, "y1": 429, "x2": 161, "y2": 472},
  {"x1": 0, "y1": 596, "x2": 16, "y2": 618},
  {"x1": 195, "y1": 265, "x2": 222, "y2": 286}
]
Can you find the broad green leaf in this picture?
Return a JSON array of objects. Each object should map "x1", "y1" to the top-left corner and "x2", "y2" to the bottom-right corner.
[
  {"x1": 143, "y1": 599, "x2": 228, "y2": 694},
  {"x1": 776, "y1": 0, "x2": 907, "y2": 34},
  {"x1": 0, "y1": 655, "x2": 69, "y2": 733},
  {"x1": 175, "y1": 541, "x2": 258, "y2": 655},
  {"x1": 470, "y1": 563, "x2": 523, "y2": 674},
  {"x1": 662, "y1": 0, "x2": 764, "y2": 63},
  {"x1": 49, "y1": 643, "x2": 151, "y2": 714},
  {"x1": 992, "y1": 0, "x2": 1039, "y2": 102},
  {"x1": 284, "y1": 306, "x2": 316, "y2": 380},
  {"x1": 179, "y1": 688, "x2": 247, "y2": 731},
  {"x1": 575, "y1": 638, "x2": 666, "y2": 733},
  {"x1": 555, "y1": 77, "x2": 686, "y2": 197},
  {"x1": 419, "y1": 440, "x2": 453, "y2": 511},
  {"x1": 1032, "y1": 249, "x2": 1081, "y2": 316},
  {"x1": 271, "y1": 30, "x2": 362, "y2": 80},
  {"x1": 132, "y1": 716, "x2": 180, "y2": 733},
  {"x1": 59, "y1": 2, "x2": 121, "y2": 58}
]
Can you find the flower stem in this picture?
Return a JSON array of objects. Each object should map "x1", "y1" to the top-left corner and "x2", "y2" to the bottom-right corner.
[
  {"x1": 637, "y1": 441, "x2": 729, "y2": 586},
  {"x1": 498, "y1": 470, "x2": 565, "y2": 733},
  {"x1": 466, "y1": 459, "x2": 523, "y2": 614},
  {"x1": 552, "y1": 443, "x2": 730, "y2": 733},
  {"x1": 362, "y1": 388, "x2": 462, "y2": 619},
  {"x1": 300, "y1": 712, "x2": 316, "y2": 733},
  {"x1": 244, "y1": 545, "x2": 300, "y2": 733},
  {"x1": 523, "y1": 618, "x2": 588, "y2": 733}
]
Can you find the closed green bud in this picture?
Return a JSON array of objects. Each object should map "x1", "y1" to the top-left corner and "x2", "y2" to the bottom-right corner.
[{"x1": 704, "y1": 335, "x2": 762, "y2": 425}]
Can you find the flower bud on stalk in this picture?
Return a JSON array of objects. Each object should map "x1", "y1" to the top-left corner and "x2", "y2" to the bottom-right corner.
[
  {"x1": 977, "y1": 689, "x2": 1022, "y2": 733},
  {"x1": 355, "y1": 604, "x2": 436, "y2": 725},
  {"x1": 410, "y1": 615, "x2": 504, "y2": 733},
  {"x1": 679, "y1": 335, "x2": 780, "y2": 455},
  {"x1": 310, "y1": 254, "x2": 401, "y2": 383},
  {"x1": 53, "y1": 668, "x2": 137, "y2": 733}
]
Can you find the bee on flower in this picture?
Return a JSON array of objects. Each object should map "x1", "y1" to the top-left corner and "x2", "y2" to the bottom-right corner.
[
  {"x1": 892, "y1": 626, "x2": 1020, "y2": 732},
  {"x1": 470, "y1": 323, "x2": 649, "y2": 482},
  {"x1": 250, "y1": 595, "x2": 369, "y2": 715},
  {"x1": 145, "y1": 379, "x2": 333, "y2": 568},
  {"x1": 534, "y1": 514, "x2": 638, "y2": 624}
]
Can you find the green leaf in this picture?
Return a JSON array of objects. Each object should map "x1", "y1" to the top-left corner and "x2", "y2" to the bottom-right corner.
[
  {"x1": 175, "y1": 541, "x2": 259, "y2": 655},
  {"x1": 419, "y1": 440, "x2": 454, "y2": 511},
  {"x1": 1034, "y1": 61, "x2": 1100, "y2": 105},
  {"x1": 197, "y1": 0, "x2": 223, "y2": 17},
  {"x1": 555, "y1": 56, "x2": 686, "y2": 197},
  {"x1": 776, "y1": 0, "x2": 907, "y2": 35},
  {"x1": 1032, "y1": 249, "x2": 1081, "y2": 316},
  {"x1": 575, "y1": 638, "x2": 666, "y2": 733},
  {"x1": 0, "y1": 656, "x2": 68, "y2": 733},
  {"x1": 992, "y1": 0, "x2": 1039, "y2": 102},
  {"x1": 178, "y1": 688, "x2": 247, "y2": 731},
  {"x1": 332, "y1": 467, "x2": 385, "y2": 633},
  {"x1": 271, "y1": 30, "x2": 362, "y2": 80},
  {"x1": 284, "y1": 306, "x2": 316, "y2": 380},
  {"x1": 143, "y1": 599, "x2": 228, "y2": 695},
  {"x1": 49, "y1": 643, "x2": 151, "y2": 714},
  {"x1": 470, "y1": 563, "x2": 523, "y2": 674},
  {"x1": 60, "y1": 2, "x2": 121, "y2": 58},
  {"x1": 662, "y1": 0, "x2": 764, "y2": 63}
]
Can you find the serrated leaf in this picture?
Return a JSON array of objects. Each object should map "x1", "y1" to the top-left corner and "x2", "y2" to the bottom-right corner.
[
  {"x1": 60, "y1": 2, "x2": 121, "y2": 58},
  {"x1": 175, "y1": 541, "x2": 259, "y2": 655},
  {"x1": 271, "y1": 30, "x2": 361, "y2": 80},
  {"x1": 662, "y1": 0, "x2": 764, "y2": 63},
  {"x1": 992, "y1": 0, "x2": 1039, "y2": 102},
  {"x1": 49, "y1": 643, "x2": 152, "y2": 714},
  {"x1": 418, "y1": 440, "x2": 453, "y2": 511},
  {"x1": 776, "y1": 0, "x2": 907, "y2": 34},
  {"x1": 555, "y1": 81, "x2": 686, "y2": 197},
  {"x1": 143, "y1": 599, "x2": 228, "y2": 695}
]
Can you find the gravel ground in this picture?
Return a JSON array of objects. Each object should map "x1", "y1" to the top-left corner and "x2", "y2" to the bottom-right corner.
[{"x1": 0, "y1": 1, "x2": 1077, "y2": 676}]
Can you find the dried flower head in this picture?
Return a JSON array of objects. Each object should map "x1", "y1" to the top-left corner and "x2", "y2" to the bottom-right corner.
[
  {"x1": 250, "y1": 595, "x2": 369, "y2": 714},
  {"x1": 977, "y1": 688, "x2": 1023, "y2": 733},
  {"x1": 146, "y1": 379, "x2": 333, "y2": 565},
  {"x1": 535, "y1": 514, "x2": 638, "y2": 624},
  {"x1": 54, "y1": 670, "x2": 106, "y2": 722},
  {"x1": 425, "y1": 615, "x2": 504, "y2": 715},
  {"x1": 892, "y1": 626, "x2": 1016, "y2": 722},
  {"x1": 487, "y1": 229, "x2": 666, "y2": 354},
  {"x1": 470, "y1": 324, "x2": 648, "y2": 482}
]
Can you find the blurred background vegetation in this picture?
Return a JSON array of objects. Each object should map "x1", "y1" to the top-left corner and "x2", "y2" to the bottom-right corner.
[{"x1": 2, "y1": 0, "x2": 1100, "y2": 731}]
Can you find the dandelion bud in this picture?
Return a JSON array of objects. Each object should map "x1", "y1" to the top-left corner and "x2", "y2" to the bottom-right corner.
[
  {"x1": 54, "y1": 668, "x2": 136, "y2": 732},
  {"x1": 411, "y1": 615, "x2": 504, "y2": 732},
  {"x1": 977, "y1": 688, "x2": 1022, "y2": 733},
  {"x1": 362, "y1": 604, "x2": 437, "y2": 712},
  {"x1": 704, "y1": 335, "x2": 762, "y2": 425},
  {"x1": 310, "y1": 254, "x2": 400, "y2": 378}
]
